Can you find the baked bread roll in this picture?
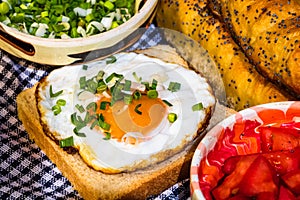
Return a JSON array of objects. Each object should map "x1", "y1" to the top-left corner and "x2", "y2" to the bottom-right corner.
[
  {"x1": 17, "y1": 45, "x2": 232, "y2": 199},
  {"x1": 215, "y1": 0, "x2": 300, "y2": 96},
  {"x1": 156, "y1": 0, "x2": 292, "y2": 111}
]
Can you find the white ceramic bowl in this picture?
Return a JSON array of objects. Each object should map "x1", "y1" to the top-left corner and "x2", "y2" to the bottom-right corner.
[
  {"x1": 0, "y1": 0, "x2": 158, "y2": 65},
  {"x1": 190, "y1": 101, "x2": 300, "y2": 200}
]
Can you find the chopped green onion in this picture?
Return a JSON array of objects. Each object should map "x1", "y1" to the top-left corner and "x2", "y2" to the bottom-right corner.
[
  {"x1": 50, "y1": 85, "x2": 63, "y2": 98},
  {"x1": 82, "y1": 65, "x2": 88, "y2": 70},
  {"x1": 147, "y1": 90, "x2": 158, "y2": 99},
  {"x1": 133, "y1": 91, "x2": 142, "y2": 100},
  {"x1": 86, "y1": 79, "x2": 98, "y2": 93},
  {"x1": 59, "y1": 136, "x2": 74, "y2": 148},
  {"x1": 105, "y1": 72, "x2": 123, "y2": 83},
  {"x1": 168, "y1": 82, "x2": 181, "y2": 92},
  {"x1": 142, "y1": 81, "x2": 150, "y2": 90},
  {"x1": 56, "y1": 99, "x2": 66, "y2": 106},
  {"x1": 99, "y1": 118, "x2": 111, "y2": 131},
  {"x1": 96, "y1": 70, "x2": 105, "y2": 81},
  {"x1": 124, "y1": 79, "x2": 132, "y2": 91},
  {"x1": 79, "y1": 76, "x2": 86, "y2": 89},
  {"x1": 106, "y1": 55, "x2": 117, "y2": 64},
  {"x1": 1, "y1": 0, "x2": 136, "y2": 39},
  {"x1": 163, "y1": 100, "x2": 173, "y2": 107},
  {"x1": 103, "y1": 132, "x2": 111, "y2": 140},
  {"x1": 100, "y1": 101, "x2": 110, "y2": 110},
  {"x1": 86, "y1": 102, "x2": 97, "y2": 112},
  {"x1": 71, "y1": 113, "x2": 86, "y2": 131},
  {"x1": 0, "y1": 2, "x2": 10, "y2": 15},
  {"x1": 192, "y1": 102, "x2": 204, "y2": 111},
  {"x1": 134, "y1": 104, "x2": 142, "y2": 115},
  {"x1": 151, "y1": 79, "x2": 158, "y2": 90},
  {"x1": 75, "y1": 104, "x2": 85, "y2": 113},
  {"x1": 132, "y1": 72, "x2": 142, "y2": 82},
  {"x1": 52, "y1": 104, "x2": 62, "y2": 115},
  {"x1": 168, "y1": 113, "x2": 178, "y2": 123},
  {"x1": 104, "y1": 1, "x2": 115, "y2": 10},
  {"x1": 124, "y1": 95, "x2": 133, "y2": 105},
  {"x1": 73, "y1": 127, "x2": 86, "y2": 137}
]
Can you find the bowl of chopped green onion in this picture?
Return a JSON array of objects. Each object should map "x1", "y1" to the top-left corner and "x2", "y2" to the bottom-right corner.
[{"x1": 0, "y1": 0, "x2": 158, "y2": 65}]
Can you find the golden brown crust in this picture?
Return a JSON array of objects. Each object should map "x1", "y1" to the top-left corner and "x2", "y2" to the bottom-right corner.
[
  {"x1": 156, "y1": 0, "x2": 293, "y2": 111},
  {"x1": 216, "y1": 0, "x2": 300, "y2": 96}
]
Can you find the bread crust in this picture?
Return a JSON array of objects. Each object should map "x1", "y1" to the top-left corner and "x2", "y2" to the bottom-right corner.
[{"x1": 17, "y1": 45, "x2": 233, "y2": 199}]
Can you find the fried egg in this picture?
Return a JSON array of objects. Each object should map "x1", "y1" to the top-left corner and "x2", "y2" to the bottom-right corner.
[{"x1": 37, "y1": 48, "x2": 215, "y2": 173}]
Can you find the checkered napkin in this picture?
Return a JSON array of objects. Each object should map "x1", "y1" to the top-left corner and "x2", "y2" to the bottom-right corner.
[{"x1": 0, "y1": 25, "x2": 191, "y2": 200}]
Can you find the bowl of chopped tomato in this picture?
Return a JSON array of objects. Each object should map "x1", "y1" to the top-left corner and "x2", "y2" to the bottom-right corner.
[
  {"x1": 0, "y1": 0, "x2": 157, "y2": 65},
  {"x1": 190, "y1": 101, "x2": 300, "y2": 200}
]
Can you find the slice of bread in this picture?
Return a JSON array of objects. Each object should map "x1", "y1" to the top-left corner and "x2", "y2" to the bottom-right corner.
[{"x1": 17, "y1": 45, "x2": 235, "y2": 199}]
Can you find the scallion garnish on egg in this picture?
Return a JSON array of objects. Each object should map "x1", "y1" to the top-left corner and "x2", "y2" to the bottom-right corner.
[
  {"x1": 168, "y1": 113, "x2": 178, "y2": 123},
  {"x1": 134, "y1": 104, "x2": 142, "y2": 115},
  {"x1": 168, "y1": 81, "x2": 181, "y2": 92},
  {"x1": 162, "y1": 100, "x2": 173, "y2": 107},
  {"x1": 75, "y1": 104, "x2": 85, "y2": 113},
  {"x1": 106, "y1": 55, "x2": 117, "y2": 64},
  {"x1": 147, "y1": 90, "x2": 158, "y2": 99},
  {"x1": 59, "y1": 136, "x2": 74, "y2": 148},
  {"x1": 103, "y1": 132, "x2": 111, "y2": 140},
  {"x1": 49, "y1": 85, "x2": 63, "y2": 98},
  {"x1": 192, "y1": 102, "x2": 204, "y2": 111},
  {"x1": 51, "y1": 99, "x2": 66, "y2": 115}
]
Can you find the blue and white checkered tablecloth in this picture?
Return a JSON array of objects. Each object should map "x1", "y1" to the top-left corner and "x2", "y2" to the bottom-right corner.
[{"x1": 0, "y1": 24, "x2": 191, "y2": 200}]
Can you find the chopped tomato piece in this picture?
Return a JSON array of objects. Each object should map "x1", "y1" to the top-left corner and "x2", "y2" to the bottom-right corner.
[
  {"x1": 212, "y1": 155, "x2": 258, "y2": 199},
  {"x1": 259, "y1": 126, "x2": 300, "y2": 152},
  {"x1": 222, "y1": 147, "x2": 300, "y2": 176},
  {"x1": 238, "y1": 155, "x2": 279, "y2": 197},
  {"x1": 278, "y1": 185, "x2": 298, "y2": 200},
  {"x1": 281, "y1": 169, "x2": 300, "y2": 196}
]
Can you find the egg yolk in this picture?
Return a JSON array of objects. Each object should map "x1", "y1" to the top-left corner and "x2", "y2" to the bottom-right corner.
[{"x1": 96, "y1": 95, "x2": 167, "y2": 141}]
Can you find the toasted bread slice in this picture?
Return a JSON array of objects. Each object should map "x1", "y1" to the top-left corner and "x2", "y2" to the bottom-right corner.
[{"x1": 17, "y1": 45, "x2": 234, "y2": 199}]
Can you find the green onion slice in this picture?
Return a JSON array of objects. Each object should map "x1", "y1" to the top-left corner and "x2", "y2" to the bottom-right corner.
[
  {"x1": 52, "y1": 105, "x2": 62, "y2": 115},
  {"x1": 134, "y1": 104, "x2": 142, "y2": 115},
  {"x1": 151, "y1": 79, "x2": 158, "y2": 90},
  {"x1": 56, "y1": 99, "x2": 66, "y2": 106},
  {"x1": 132, "y1": 72, "x2": 141, "y2": 82},
  {"x1": 86, "y1": 102, "x2": 97, "y2": 112},
  {"x1": 82, "y1": 65, "x2": 88, "y2": 70},
  {"x1": 99, "y1": 118, "x2": 111, "y2": 131},
  {"x1": 59, "y1": 136, "x2": 74, "y2": 148},
  {"x1": 147, "y1": 90, "x2": 158, "y2": 99},
  {"x1": 73, "y1": 128, "x2": 86, "y2": 137},
  {"x1": 124, "y1": 95, "x2": 133, "y2": 105},
  {"x1": 124, "y1": 79, "x2": 132, "y2": 91},
  {"x1": 163, "y1": 100, "x2": 173, "y2": 107},
  {"x1": 71, "y1": 113, "x2": 86, "y2": 131},
  {"x1": 168, "y1": 113, "x2": 178, "y2": 123},
  {"x1": 103, "y1": 132, "x2": 111, "y2": 140},
  {"x1": 50, "y1": 85, "x2": 63, "y2": 98},
  {"x1": 79, "y1": 76, "x2": 86, "y2": 89},
  {"x1": 100, "y1": 101, "x2": 110, "y2": 110},
  {"x1": 133, "y1": 90, "x2": 142, "y2": 100},
  {"x1": 192, "y1": 102, "x2": 204, "y2": 111},
  {"x1": 96, "y1": 70, "x2": 105, "y2": 81},
  {"x1": 168, "y1": 82, "x2": 181, "y2": 92},
  {"x1": 75, "y1": 104, "x2": 85, "y2": 113},
  {"x1": 105, "y1": 72, "x2": 123, "y2": 83},
  {"x1": 106, "y1": 55, "x2": 117, "y2": 64}
]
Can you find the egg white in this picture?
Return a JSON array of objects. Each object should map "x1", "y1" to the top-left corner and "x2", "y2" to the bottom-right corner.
[{"x1": 37, "y1": 51, "x2": 215, "y2": 173}]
